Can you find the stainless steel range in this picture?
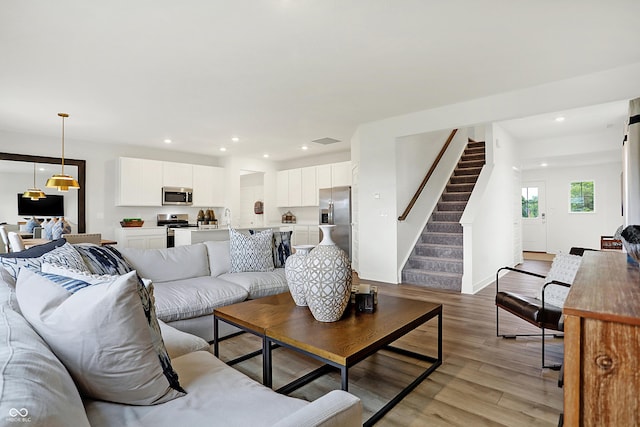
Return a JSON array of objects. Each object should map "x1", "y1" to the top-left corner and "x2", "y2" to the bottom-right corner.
[{"x1": 157, "y1": 213, "x2": 198, "y2": 247}]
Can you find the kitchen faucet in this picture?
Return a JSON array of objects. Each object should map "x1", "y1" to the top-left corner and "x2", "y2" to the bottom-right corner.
[{"x1": 224, "y1": 208, "x2": 231, "y2": 226}]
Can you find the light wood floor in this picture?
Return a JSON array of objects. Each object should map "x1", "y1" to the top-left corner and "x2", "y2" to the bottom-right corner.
[{"x1": 217, "y1": 259, "x2": 563, "y2": 426}]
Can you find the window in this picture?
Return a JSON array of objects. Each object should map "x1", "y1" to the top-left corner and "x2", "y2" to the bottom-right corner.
[
  {"x1": 522, "y1": 187, "x2": 539, "y2": 218},
  {"x1": 570, "y1": 181, "x2": 594, "y2": 213}
]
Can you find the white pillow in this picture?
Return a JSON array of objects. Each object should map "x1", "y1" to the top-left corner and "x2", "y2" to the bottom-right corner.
[
  {"x1": 204, "y1": 240, "x2": 231, "y2": 277},
  {"x1": 229, "y1": 228, "x2": 274, "y2": 273},
  {"x1": 40, "y1": 242, "x2": 90, "y2": 272},
  {"x1": 16, "y1": 268, "x2": 186, "y2": 405},
  {"x1": 157, "y1": 319, "x2": 210, "y2": 359}
]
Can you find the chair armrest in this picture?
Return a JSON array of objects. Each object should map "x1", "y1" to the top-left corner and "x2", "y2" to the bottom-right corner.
[
  {"x1": 495, "y1": 266, "x2": 546, "y2": 294},
  {"x1": 541, "y1": 280, "x2": 571, "y2": 308},
  {"x1": 273, "y1": 390, "x2": 362, "y2": 427}
]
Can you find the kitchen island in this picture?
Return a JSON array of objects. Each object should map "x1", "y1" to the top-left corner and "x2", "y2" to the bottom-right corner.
[{"x1": 173, "y1": 227, "x2": 272, "y2": 246}]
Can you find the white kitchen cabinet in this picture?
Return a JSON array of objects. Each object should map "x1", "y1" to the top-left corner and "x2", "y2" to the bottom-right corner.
[
  {"x1": 288, "y1": 168, "x2": 302, "y2": 207},
  {"x1": 163, "y1": 162, "x2": 193, "y2": 188},
  {"x1": 316, "y1": 164, "x2": 331, "y2": 190},
  {"x1": 291, "y1": 225, "x2": 319, "y2": 246},
  {"x1": 277, "y1": 169, "x2": 303, "y2": 207},
  {"x1": 116, "y1": 227, "x2": 167, "y2": 249},
  {"x1": 116, "y1": 157, "x2": 163, "y2": 206},
  {"x1": 276, "y1": 170, "x2": 289, "y2": 207},
  {"x1": 192, "y1": 165, "x2": 225, "y2": 207},
  {"x1": 331, "y1": 161, "x2": 352, "y2": 187},
  {"x1": 301, "y1": 166, "x2": 317, "y2": 206}
]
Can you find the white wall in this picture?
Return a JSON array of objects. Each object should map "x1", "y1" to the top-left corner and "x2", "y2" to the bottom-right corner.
[
  {"x1": 460, "y1": 124, "x2": 521, "y2": 293},
  {"x1": 354, "y1": 62, "x2": 640, "y2": 287},
  {"x1": 522, "y1": 161, "x2": 623, "y2": 253}
]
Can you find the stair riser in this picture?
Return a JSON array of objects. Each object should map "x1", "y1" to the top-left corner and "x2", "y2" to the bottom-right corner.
[
  {"x1": 461, "y1": 153, "x2": 485, "y2": 162},
  {"x1": 401, "y1": 271, "x2": 462, "y2": 291},
  {"x1": 446, "y1": 183, "x2": 475, "y2": 193},
  {"x1": 458, "y1": 160, "x2": 485, "y2": 169},
  {"x1": 442, "y1": 192, "x2": 470, "y2": 202},
  {"x1": 437, "y1": 201, "x2": 466, "y2": 212},
  {"x1": 450, "y1": 175, "x2": 478, "y2": 184},
  {"x1": 432, "y1": 211, "x2": 462, "y2": 222},
  {"x1": 467, "y1": 142, "x2": 485, "y2": 150},
  {"x1": 407, "y1": 258, "x2": 463, "y2": 274},
  {"x1": 426, "y1": 222, "x2": 463, "y2": 233},
  {"x1": 414, "y1": 245, "x2": 463, "y2": 258},
  {"x1": 454, "y1": 167, "x2": 482, "y2": 176},
  {"x1": 421, "y1": 233, "x2": 463, "y2": 245}
]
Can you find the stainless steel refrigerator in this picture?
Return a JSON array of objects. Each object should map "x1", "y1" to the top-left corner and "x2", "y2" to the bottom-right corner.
[{"x1": 319, "y1": 186, "x2": 352, "y2": 260}]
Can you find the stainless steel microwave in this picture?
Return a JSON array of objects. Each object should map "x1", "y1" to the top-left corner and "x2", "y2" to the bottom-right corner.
[{"x1": 162, "y1": 187, "x2": 193, "y2": 206}]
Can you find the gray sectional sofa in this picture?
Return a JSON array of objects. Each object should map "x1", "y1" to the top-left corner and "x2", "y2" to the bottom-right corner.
[
  {"x1": 0, "y1": 239, "x2": 362, "y2": 427},
  {"x1": 119, "y1": 240, "x2": 291, "y2": 342}
]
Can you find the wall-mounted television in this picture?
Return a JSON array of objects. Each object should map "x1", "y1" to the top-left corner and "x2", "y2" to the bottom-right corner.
[{"x1": 17, "y1": 193, "x2": 64, "y2": 217}]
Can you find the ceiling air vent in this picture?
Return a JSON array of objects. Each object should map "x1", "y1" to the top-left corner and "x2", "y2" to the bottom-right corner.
[{"x1": 312, "y1": 137, "x2": 341, "y2": 145}]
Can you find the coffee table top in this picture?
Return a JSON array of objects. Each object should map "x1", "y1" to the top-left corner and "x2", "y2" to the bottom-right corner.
[{"x1": 215, "y1": 292, "x2": 442, "y2": 366}]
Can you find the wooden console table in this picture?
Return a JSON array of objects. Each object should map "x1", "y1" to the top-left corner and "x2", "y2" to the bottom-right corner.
[{"x1": 563, "y1": 251, "x2": 640, "y2": 426}]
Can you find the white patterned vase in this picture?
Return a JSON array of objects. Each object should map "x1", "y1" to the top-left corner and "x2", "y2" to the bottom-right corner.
[
  {"x1": 304, "y1": 225, "x2": 352, "y2": 322},
  {"x1": 284, "y1": 244, "x2": 315, "y2": 306}
]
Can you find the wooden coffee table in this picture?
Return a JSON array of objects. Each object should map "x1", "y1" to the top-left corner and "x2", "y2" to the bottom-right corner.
[{"x1": 214, "y1": 292, "x2": 442, "y2": 426}]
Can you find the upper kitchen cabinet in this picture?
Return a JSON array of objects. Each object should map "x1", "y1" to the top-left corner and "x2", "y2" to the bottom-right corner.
[
  {"x1": 331, "y1": 161, "x2": 352, "y2": 187},
  {"x1": 277, "y1": 169, "x2": 302, "y2": 207},
  {"x1": 192, "y1": 164, "x2": 225, "y2": 207},
  {"x1": 116, "y1": 157, "x2": 163, "y2": 206},
  {"x1": 301, "y1": 166, "x2": 317, "y2": 206},
  {"x1": 316, "y1": 164, "x2": 331, "y2": 190},
  {"x1": 163, "y1": 162, "x2": 193, "y2": 188}
]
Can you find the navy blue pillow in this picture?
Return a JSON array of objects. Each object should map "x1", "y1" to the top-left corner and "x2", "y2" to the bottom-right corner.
[
  {"x1": 72, "y1": 244, "x2": 133, "y2": 275},
  {"x1": 0, "y1": 238, "x2": 66, "y2": 259}
]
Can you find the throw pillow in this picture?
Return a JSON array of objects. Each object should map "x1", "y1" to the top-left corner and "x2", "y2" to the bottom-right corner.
[
  {"x1": 25, "y1": 216, "x2": 40, "y2": 233},
  {"x1": 51, "y1": 220, "x2": 63, "y2": 240},
  {"x1": 40, "y1": 242, "x2": 90, "y2": 273},
  {"x1": 42, "y1": 219, "x2": 54, "y2": 240},
  {"x1": 272, "y1": 230, "x2": 292, "y2": 268},
  {"x1": 229, "y1": 228, "x2": 274, "y2": 273},
  {"x1": 16, "y1": 268, "x2": 186, "y2": 405},
  {"x1": 0, "y1": 238, "x2": 66, "y2": 280},
  {"x1": 72, "y1": 244, "x2": 133, "y2": 275},
  {"x1": 249, "y1": 229, "x2": 293, "y2": 268}
]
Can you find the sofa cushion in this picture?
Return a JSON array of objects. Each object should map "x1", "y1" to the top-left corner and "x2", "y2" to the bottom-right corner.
[
  {"x1": 120, "y1": 244, "x2": 210, "y2": 283},
  {"x1": 158, "y1": 319, "x2": 211, "y2": 359},
  {"x1": 204, "y1": 240, "x2": 231, "y2": 277},
  {"x1": 40, "y1": 242, "x2": 90, "y2": 273},
  {"x1": 84, "y1": 350, "x2": 309, "y2": 427},
  {"x1": 0, "y1": 238, "x2": 66, "y2": 280},
  {"x1": 152, "y1": 276, "x2": 249, "y2": 322},
  {"x1": 16, "y1": 269, "x2": 186, "y2": 405},
  {"x1": 72, "y1": 244, "x2": 133, "y2": 275},
  {"x1": 229, "y1": 228, "x2": 274, "y2": 273},
  {"x1": 0, "y1": 275, "x2": 91, "y2": 427},
  {"x1": 219, "y1": 268, "x2": 288, "y2": 299}
]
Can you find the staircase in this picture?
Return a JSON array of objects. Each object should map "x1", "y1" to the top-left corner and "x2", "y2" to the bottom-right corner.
[{"x1": 401, "y1": 140, "x2": 485, "y2": 291}]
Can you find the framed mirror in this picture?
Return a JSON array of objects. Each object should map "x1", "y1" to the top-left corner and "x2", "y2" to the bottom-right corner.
[{"x1": 0, "y1": 152, "x2": 86, "y2": 233}]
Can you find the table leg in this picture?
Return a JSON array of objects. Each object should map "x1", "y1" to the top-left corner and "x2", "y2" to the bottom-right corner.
[
  {"x1": 341, "y1": 366, "x2": 349, "y2": 392},
  {"x1": 213, "y1": 316, "x2": 219, "y2": 357},
  {"x1": 263, "y1": 338, "x2": 272, "y2": 388}
]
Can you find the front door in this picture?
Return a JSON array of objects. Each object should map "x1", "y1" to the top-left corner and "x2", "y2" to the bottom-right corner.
[{"x1": 522, "y1": 181, "x2": 547, "y2": 252}]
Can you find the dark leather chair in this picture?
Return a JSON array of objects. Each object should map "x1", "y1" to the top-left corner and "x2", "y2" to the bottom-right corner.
[{"x1": 494, "y1": 248, "x2": 592, "y2": 370}]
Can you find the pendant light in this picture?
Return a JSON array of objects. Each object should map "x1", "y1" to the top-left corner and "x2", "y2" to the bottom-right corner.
[
  {"x1": 22, "y1": 163, "x2": 47, "y2": 201},
  {"x1": 46, "y1": 112, "x2": 80, "y2": 192}
]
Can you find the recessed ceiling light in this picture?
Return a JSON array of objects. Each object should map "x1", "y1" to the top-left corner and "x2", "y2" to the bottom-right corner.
[
  {"x1": 231, "y1": 137, "x2": 239, "y2": 143},
  {"x1": 541, "y1": 163, "x2": 548, "y2": 167},
  {"x1": 301, "y1": 145, "x2": 308, "y2": 150},
  {"x1": 263, "y1": 154, "x2": 269, "y2": 158},
  {"x1": 163, "y1": 139, "x2": 172, "y2": 144},
  {"x1": 219, "y1": 147, "x2": 227, "y2": 152},
  {"x1": 554, "y1": 117, "x2": 565, "y2": 122}
]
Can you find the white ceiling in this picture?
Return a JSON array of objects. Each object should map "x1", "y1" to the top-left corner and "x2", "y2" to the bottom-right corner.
[{"x1": 1, "y1": 1, "x2": 639, "y2": 161}]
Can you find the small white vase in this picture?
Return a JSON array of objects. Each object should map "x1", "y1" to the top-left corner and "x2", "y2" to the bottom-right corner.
[
  {"x1": 284, "y1": 244, "x2": 315, "y2": 306},
  {"x1": 304, "y1": 225, "x2": 352, "y2": 322}
]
